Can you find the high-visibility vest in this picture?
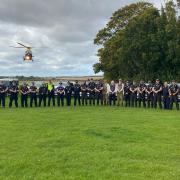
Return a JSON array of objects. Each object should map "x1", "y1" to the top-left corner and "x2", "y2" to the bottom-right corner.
[{"x1": 48, "y1": 84, "x2": 53, "y2": 91}]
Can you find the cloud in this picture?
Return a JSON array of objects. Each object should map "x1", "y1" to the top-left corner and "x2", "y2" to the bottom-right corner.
[{"x1": 0, "y1": 0, "x2": 164, "y2": 76}]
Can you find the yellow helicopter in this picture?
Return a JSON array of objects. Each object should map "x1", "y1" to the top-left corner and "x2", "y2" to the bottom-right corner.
[{"x1": 10, "y1": 42, "x2": 34, "y2": 61}]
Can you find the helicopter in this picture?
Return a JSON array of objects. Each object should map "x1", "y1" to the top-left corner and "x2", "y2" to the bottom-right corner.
[{"x1": 10, "y1": 42, "x2": 34, "y2": 61}]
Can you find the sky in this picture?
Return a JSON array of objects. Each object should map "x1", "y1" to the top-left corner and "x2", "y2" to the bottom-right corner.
[{"x1": 0, "y1": 0, "x2": 164, "y2": 77}]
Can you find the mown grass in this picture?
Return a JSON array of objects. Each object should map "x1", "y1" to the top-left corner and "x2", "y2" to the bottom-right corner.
[{"x1": 0, "y1": 106, "x2": 179, "y2": 180}]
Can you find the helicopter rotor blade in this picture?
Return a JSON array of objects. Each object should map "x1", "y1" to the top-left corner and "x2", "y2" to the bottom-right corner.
[
  {"x1": 17, "y1": 42, "x2": 31, "y2": 49},
  {"x1": 10, "y1": 46, "x2": 25, "y2": 48}
]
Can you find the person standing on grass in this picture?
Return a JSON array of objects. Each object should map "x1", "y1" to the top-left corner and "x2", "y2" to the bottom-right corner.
[
  {"x1": 65, "y1": 81, "x2": 73, "y2": 106},
  {"x1": 88, "y1": 78, "x2": 96, "y2": 106},
  {"x1": 162, "y1": 82, "x2": 170, "y2": 110},
  {"x1": 123, "y1": 81, "x2": 131, "y2": 107},
  {"x1": 47, "y1": 80, "x2": 55, "y2": 107},
  {"x1": 73, "y1": 81, "x2": 81, "y2": 106},
  {"x1": 108, "y1": 80, "x2": 116, "y2": 106},
  {"x1": 116, "y1": 79, "x2": 124, "y2": 106},
  {"x1": 102, "y1": 80, "x2": 109, "y2": 106},
  {"x1": 130, "y1": 81, "x2": 138, "y2": 107},
  {"x1": 56, "y1": 82, "x2": 65, "y2": 107},
  {"x1": 29, "y1": 82, "x2": 38, "y2": 107},
  {"x1": 9, "y1": 81, "x2": 19, "y2": 108},
  {"x1": 81, "y1": 81, "x2": 88, "y2": 106},
  {"x1": 20, "y1": 82, "x2": 29, "y2": 108},
  {"x1": 0, "y1": 81, "x2": 7, "y2": 108},
  {"x1": 152, "y1": 79, "x2": 162, "y2": 109},
  {"x1": 146, "y1": 81, "x2": 154, "y2": 108},
  {"x1": 39, "y1": 82, "x2": 48, "y2": 107},
  {"x1": 95, "y1": 80, "x2": 104, "y2": 106},
  {"x1": 169, "y1": 80, "x2": 179, "y2": 110},
  {"x1": 137, "y1": 80, "x2": 146, "y2": 108}
]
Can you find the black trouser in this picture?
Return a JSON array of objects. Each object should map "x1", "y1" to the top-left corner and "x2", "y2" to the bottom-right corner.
[
  {"x1": 39, "y1": 94, "x2": 46, "y2": 107},
  {"x1": 130, "y1": 93, "x2": 137, "y2": 107},
  {"x1": 48, "y1": 93, "x2": 55, "y2": 107},
  {"x1": 74, "y1": 93, "x2": 81, "y2": 106},
  {"x1": 0, "y1": 93, "x2": 5, "y2": 107},
  {"x1": 96, "y1": 92, "x2": 103, "y2": 106},
  {"x1": 81, "y1": 93, "x2": 87, "y2": 106},
  {"x1": 89, "y1": 92, "x2": 95, "y2": 106},
  {"x1": 138, "y1": 93, "x2": 146, "y2": 108},
  {"x1": 153, "y1": 93, "x2": 162, "y2": 109},
  {"x1": 124, "y1": 94, "x2": 130, "y2": 107},
  {"x1": 147, "y1": 93, "x2": 153, "y2": 108},
  {"x1": 109, "y1": 93, "x2": 116, "y2": 106},
  {"x1": 66, "y1": 94, "x2": 72, "y2": 106},
  {"x1": 57, "y1": 94, "x2": 64, "y2": 107},
  {"x1": 30, "y1": 94, "x2": 37, "y2": 107},
  {"x1": 169, "y1": 95, "x2": 179, "y2": 110},
  {"x1": 163, "y1": 96, "x2": 170, "y2": 110},
  {"x1": 9, "y1": 94, "x2": 18, "y2": 108},
  {"x1": 21, "y1": 95, "x2": 28, "y2": 108}
]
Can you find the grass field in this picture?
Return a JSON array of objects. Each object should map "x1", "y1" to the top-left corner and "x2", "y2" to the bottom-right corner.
[{"x1": 0, "y1": 106, "x2": 180, "y2": 180}]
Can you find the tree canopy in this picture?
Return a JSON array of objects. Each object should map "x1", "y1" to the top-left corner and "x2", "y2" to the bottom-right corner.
[{"x1": 94, "y1": 1, "x2": 180, "y2": 81}]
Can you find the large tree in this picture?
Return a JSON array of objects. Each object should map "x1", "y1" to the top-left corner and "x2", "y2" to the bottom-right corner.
[{"x1": 94, "y1": 1, "x2": 180, "y2": 81}]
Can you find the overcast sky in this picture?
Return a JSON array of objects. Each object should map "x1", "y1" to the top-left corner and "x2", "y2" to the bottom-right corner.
[{"x1": 0, "y1": 0, "x2": 164, "y2": 77}]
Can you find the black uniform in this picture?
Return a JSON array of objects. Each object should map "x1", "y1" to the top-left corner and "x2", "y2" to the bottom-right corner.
[
  {"x1": 124, "y1": 83, "x2": 131, "y2": 107},
  {"x1": 169, "y1": 84, "x2": 179, "y2": 110},
  {"x1": 138, "y1": 83, "x2": 146, "y2": 108},
  {"x1": 73, "y1": 83, "x2": 81, "y2": 106},
  {"x1": 130, "y1": 84, "x2": 137, "y2": 107},
  {"x1": 48, "y1": 84, "x2": 55, "y2": 107},
  {"x1": 65, "y1": 85, "x2": 73, "y2": 106},
  {"x1": 146, "y1": 84, "x2": 153, "y2": 108},
  {"x1": 20, "y1": 85, "x2": 29, "y2": 107},
  {"x1": 39, "y1": 85, "x2": 47, "y2": 107},
  {"x1": 88, "y1": 81, "x2": 96, "y2": 106},
  {"x1": 109, "y1": 84, "x2": 116, "y2": 106},
  {"x1": 81, "y1": 83, "x2": 88, "y2": 106},
  {"x1": 56, "y1": 85, "x2": 65, "y2": 107},
  {"x1": 153, "y1": 83, "x2": 162, "y2": 109},
  {"x1": 162, "y1": 86, "x2": 170, "y2": 110},
  {"x1": 9, "y1": 85, "x2": 19, "y2": 108},
  {"x1": 95, "y1": 83, "x2": 103, "y2": 106},
  {"x1": 0, "y1": 84, "x2": 6, "y2": 108},
  {"x1": 29, "y1": 85, "x2": 37, "y2": 107}
]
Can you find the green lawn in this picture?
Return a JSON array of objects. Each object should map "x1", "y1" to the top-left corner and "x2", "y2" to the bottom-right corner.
[{"x1": 0, "y1": 107, "x2": 180, "y2": 180}]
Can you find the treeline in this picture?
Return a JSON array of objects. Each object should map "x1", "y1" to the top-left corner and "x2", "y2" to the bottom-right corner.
[{"x1": 94, "y1": 1, "x2": 180, "y2": 81}]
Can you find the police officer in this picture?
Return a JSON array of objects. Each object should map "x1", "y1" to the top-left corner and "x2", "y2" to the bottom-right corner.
[
  {"x1": 116, "y1": 79, "x2": 124, "y2": 106},
  {"x1": 146, "y1": 81, "x2": 154, "y2": 108},
  {"x1": 88, "y1": 78, "x2": 96, "y2": 106},
  {"x1": 0, "y1": 81, "x2": 7, "y2": 108},
  {"x1": 47, "y1": 80, "x2": 55, "y2": 107},
  {"x1": 20, "y1": 82, "x2": 29, "y2": 108},
  {"x1": 138, "y1": 80, "x2": 146, "y2": 108},
  {"x1": 124, "y1": 81, "x2": 131, "y2": 107},
  {"x1": 39, "y1": 82, "x2": 47, "y2": 107},
  {"x1": 9, "y1": 81, "x2": 19, "y2": 108},
  {"x1": 81, "y1": 81, "x2": 88, "y2": 106},
  {"x1": 65, "y1": 81, "x2": 73, "y2": 106},
  {"x1": 152, "y1": 79, "x2": 162, "y2": 109},
  {"x1": 73, "y1": 81, "x2": 81, "y2": 106},
  {"x1": 56, "y1": 82, "x2": 65, "y2": 107},
  {"x1": 169, "y1": 80, "x2": 179, "y2": 110},
  {"x1": 130, "y1": 81, "x2": 137, "y2": 107},
  {"x1": 29, "y1": 82, "x2": 37, "y2": 107},
  {"x1": 95, "y1": 80, "x2": 103, "y2": 106},
  {"x1": 108, "y1": 81, "x2": 116, "y2": 106},
  {"x1": 162, "y1": 82, "x2": 170, "y2": 110}
]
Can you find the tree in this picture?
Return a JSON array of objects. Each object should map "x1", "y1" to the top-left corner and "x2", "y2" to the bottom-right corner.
[{"x1": 94, "y1": 1, "x2": 180, "y2": 81}]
